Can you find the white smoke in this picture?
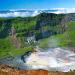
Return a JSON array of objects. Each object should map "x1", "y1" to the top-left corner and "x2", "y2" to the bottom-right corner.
[{"x1": 25, "y1": 47, "x2": 75, "y2": 72}]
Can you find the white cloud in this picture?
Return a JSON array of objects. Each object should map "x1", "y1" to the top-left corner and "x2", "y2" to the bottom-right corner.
[
  {"x1": 0, "y1": 12, "x2": 27, "y2": 17},
  {"x1": 0, "y1": 10, "x2": 40, "y2": 17},
  {"x1": 0, "y1": 8, "x2": 75, "y2": 17},
  {"x1": 32, "y1": 10, "x2": 40, "y2": 16},
  {"x1": 51, "y1": 8, "x2": 75, "y2": 14}
]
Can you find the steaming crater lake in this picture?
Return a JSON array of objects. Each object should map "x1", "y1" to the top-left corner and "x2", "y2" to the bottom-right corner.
[{"x1": 0, "y1": 47, "x2": 75, "y2": 72}]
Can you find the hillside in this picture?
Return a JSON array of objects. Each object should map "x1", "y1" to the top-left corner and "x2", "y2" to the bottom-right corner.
[{"x1": 0, "y1": 13, "x2": 75, "y2": 58}]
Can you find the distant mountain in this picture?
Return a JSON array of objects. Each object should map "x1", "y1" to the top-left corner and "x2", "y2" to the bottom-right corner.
[{"x1": 0, "y1": 8, "x2": 75, "y2": 17}]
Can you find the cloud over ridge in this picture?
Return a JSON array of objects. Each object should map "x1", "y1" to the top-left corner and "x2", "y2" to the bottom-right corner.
[{"x1": 0, "y1": 8, "x2": 75, "y2": 17}]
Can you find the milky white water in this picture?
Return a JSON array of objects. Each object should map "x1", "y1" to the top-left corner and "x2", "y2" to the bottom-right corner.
[{"x1": 25, "y1": 47, "x2": 75, "y2": 72}]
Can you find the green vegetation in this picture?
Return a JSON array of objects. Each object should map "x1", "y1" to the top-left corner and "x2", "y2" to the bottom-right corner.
[
  {"x1": 39, "y1": 21, "x2": 75, "y2": 48},
  {"x1": 0, "y1": 37, "x2": 14, "y2": 49},
  {"x1": 0, "y1": 46, "x2": 33, "y2": 58},
  {"x1": 0, "y1": 17, "x2": 36, "y2": 58},
  {"x1": 0, "y1": 13, "x2": 75, "y2": 58}
]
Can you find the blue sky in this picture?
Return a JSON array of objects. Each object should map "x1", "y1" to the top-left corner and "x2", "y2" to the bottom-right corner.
[{"x1": 0, "y1": 0, "x2": 75, "y2": 10}]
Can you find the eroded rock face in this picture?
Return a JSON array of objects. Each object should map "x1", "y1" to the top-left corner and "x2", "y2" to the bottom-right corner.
[{"x1": 0, "y1": 64, "x2": 75, "y2": 75}]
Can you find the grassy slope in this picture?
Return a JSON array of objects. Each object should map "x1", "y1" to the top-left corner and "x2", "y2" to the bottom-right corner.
[
  {"x1": 0, "y1": 17, "x2": 35, "y2": 58},
  {"x1": 39, "y1": 21, "x2": 75, "y2": 48},
  {"x1": 0, "y1": 36, "x2": 33, "y2": 58}
]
